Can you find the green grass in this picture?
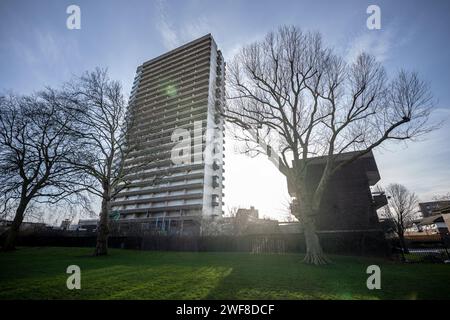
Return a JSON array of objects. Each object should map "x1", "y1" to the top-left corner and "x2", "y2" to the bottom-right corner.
[{"x1": 0, "y1": 247, "x2": 449, "y2": 300}]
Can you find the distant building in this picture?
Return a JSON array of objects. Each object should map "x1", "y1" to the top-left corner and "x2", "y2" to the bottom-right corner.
[
  {"x1": 418, "y1": 214, "x2": 450, "y2": 237},
  {"x1": 419, "y1": 200, "x2": 450, "y2": 218},
  {"x1": 77, "y1": 219, "x2": 99, "y2": 232},
  {"x1": 60, "y1": 219, "x2": 71, "y2": 230},
  {"x1": 287, "y1": 151, "x2": 386, "y2": 231},
  {"x1": 415, "y1": 203, "x2": 450, "y2": 238},
  {"x1": 220, "y1": 207, "x2": 279, "y2": 235},
  {"x1": 67, "y1": 224, "x2": 79, "y2": 231},
  {"x1": 236, "y1": 206, "x2": 259, "y2": 220}
]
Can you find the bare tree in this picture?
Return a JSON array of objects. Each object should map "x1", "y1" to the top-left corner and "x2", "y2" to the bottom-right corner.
[
  {"x1": 225, "y1": 26, "x2": 436, "y2": 264},
  {"x1": 378, "y1": 183, "x2": 419, "y2": 258},
  {"x1": 226, "y1": 206, "x2": 240, "y2": 235},
  {"x1": 64, "y1": 68, "x2": 162, "y2": 256},
  {"x1": 60, "y1": 69, "x2": 129, "y2": 256},
  {"x1": 0, "y1": 91, "x2": 88, "y2": 250},
  {"x1": 432, "y1": 192, "x2": 450, "y2": 201}
]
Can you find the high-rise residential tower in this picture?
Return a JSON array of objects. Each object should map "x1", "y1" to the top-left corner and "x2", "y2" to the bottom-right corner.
[{"x1": 110, "y1": 34, "x2": 225, "y2": 235}]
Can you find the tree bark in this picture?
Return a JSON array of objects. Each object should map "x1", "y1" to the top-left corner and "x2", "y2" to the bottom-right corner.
[
  {"x1": 302, "y1": 217, "x2": 329, "y2": 265},
  {"x1": 2, "y1": 201, "x2": 27, "y2": 251},
  {"x1": 94, "y1": 193, "x2": 109, "y2": 256},
  {"x1": 294, "y1": 186, "x2": 330, "y2": 265},
  {"x1": 398, "y1": 232, "x2": 409, "y2": 260}
]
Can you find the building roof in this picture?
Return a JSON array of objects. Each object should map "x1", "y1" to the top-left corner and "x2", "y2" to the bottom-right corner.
[
  {"x1": 297, "y1": 150, "x2": 376, "y2": 165},
  {"x1": 419, "y1": 200, "x2": 450, "y2": 213},
  {"x1": 418, "y1": 215, "x2": 444, "y2": 226},
  {"x1": 142, "y1": 34, "x2": 213, "y2": 67},
  {"x1": 236, "y1": 206, "x2": 259, "y2": 219},
  {"x1": 287, "y1": 150, "x2": 381, "y2": 196}
]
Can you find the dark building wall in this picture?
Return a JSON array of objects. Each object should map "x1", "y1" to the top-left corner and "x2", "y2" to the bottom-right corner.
[{"x1": 304, "y1": 156, "x2": 381, "y2": 231}]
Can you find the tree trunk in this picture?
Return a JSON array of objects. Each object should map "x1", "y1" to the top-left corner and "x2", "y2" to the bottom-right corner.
[
  {"x1": 2, "y1": 201, "x2": 27, "y2": 251},
  {"x1": 302, "y1": 216, "x2": 330, "y2": 265},
  {"x1": 94, "y1": 194, "x2": 109, "y2": 256},
  {"x1": 399, "y1": 232, "x2": 409, "y2": 260},
  {"x1": 295, "y1": 189, "x2": 330, "y2": 265}
]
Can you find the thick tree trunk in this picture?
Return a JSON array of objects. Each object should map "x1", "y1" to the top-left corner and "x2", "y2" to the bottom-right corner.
[
  {"x1": 294, "y1": 187, "x2": 330, "y2": 265},
  {"x1": 302, "y1": 215, "x2": 330, "y2": 265},
  {"x1": 2, "y1": 201, "x2": 27, "y2": 251},
  {"x1": 94, "y1": 194, "x2": 109, "y2": 256}
]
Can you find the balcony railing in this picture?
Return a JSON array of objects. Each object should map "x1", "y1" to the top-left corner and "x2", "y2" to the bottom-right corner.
[{"x1": 372, "y1": 192, "x2": 388, "y2": 209}]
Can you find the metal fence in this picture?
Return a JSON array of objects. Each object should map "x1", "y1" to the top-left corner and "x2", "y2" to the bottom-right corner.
[
  {"x1": 2, "y1": 229, "x2": 389, "y2": 257},
  {"x1": 392, "y1": 235, "x2": 450, "y2": 263}
]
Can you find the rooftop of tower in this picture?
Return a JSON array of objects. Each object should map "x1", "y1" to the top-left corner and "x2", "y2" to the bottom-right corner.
[{"x1": 142, "y1": 33, "x2": 215, "y2": 67}]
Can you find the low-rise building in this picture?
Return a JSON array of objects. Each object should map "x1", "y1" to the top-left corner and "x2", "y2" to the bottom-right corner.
[
  {"x1": 419, "y1": 200, "x2": 450, "y2": 218},
  {"x1": 214, "y1": 207, "x2": 279, "y2": 236},
  {"x1": 77, "y1": 219, "x2": 99, "y2": 232},
  {"x1": 287, "y1": 151, "x2": 386, "y2": 231},
  {"x1": 418, "y1": 214, "x2": 450, "y2": 237}
]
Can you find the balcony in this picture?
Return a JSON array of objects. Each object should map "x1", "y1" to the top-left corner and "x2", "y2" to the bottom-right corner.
[
  {"x1": 212, "y1": 175, "x2": 220, "y2": 188},
  {"x1": 372, "y1": 191, "x2": 388, "y2": 209},
  {"x1": 212, "y1": 194, "x2": 220, "y2": 206}
]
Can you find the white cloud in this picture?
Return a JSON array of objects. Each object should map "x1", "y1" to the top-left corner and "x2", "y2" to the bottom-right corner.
[
  {"x1": 345, "y1": 22, "x2": 414, "y2": 63},
  {"x1": 346, "y1": 30, "x2": 394, "y2": 62},
  {"x1": 181, "y1": 16, "x2": 210, "y2": 41},
  {"x1": 35, "y1": 31, "x2": 67, "y2": 64},
  {"x1": 154, "y1": 0, "x2": 213, "y2": 51},
  {"x1": 155, "y1": 0, "x2": 180, "y2": 50}
]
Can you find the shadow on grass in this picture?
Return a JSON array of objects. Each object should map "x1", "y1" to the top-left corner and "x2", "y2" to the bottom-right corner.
[
  {"x1": 203, "y1": 254, "x2": 382, "y2": 300},
  {"x1": 1, "y1": 248, "x2": 450, "y2": 299}
]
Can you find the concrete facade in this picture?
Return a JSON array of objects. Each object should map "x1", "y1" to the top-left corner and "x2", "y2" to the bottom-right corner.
[{"x1": 110, "y1": 34, "x2": 225, "y2": 234}]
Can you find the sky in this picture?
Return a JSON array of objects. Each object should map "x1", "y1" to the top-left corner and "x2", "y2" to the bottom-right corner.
[{"x1": 1, "y1": 0, "x2": 449, "y2": 222}]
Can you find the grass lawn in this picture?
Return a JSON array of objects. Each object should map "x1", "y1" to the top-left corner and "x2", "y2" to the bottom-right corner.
[{"x1": 0, "y1": 247, "x2": 449, "y2": 300}]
